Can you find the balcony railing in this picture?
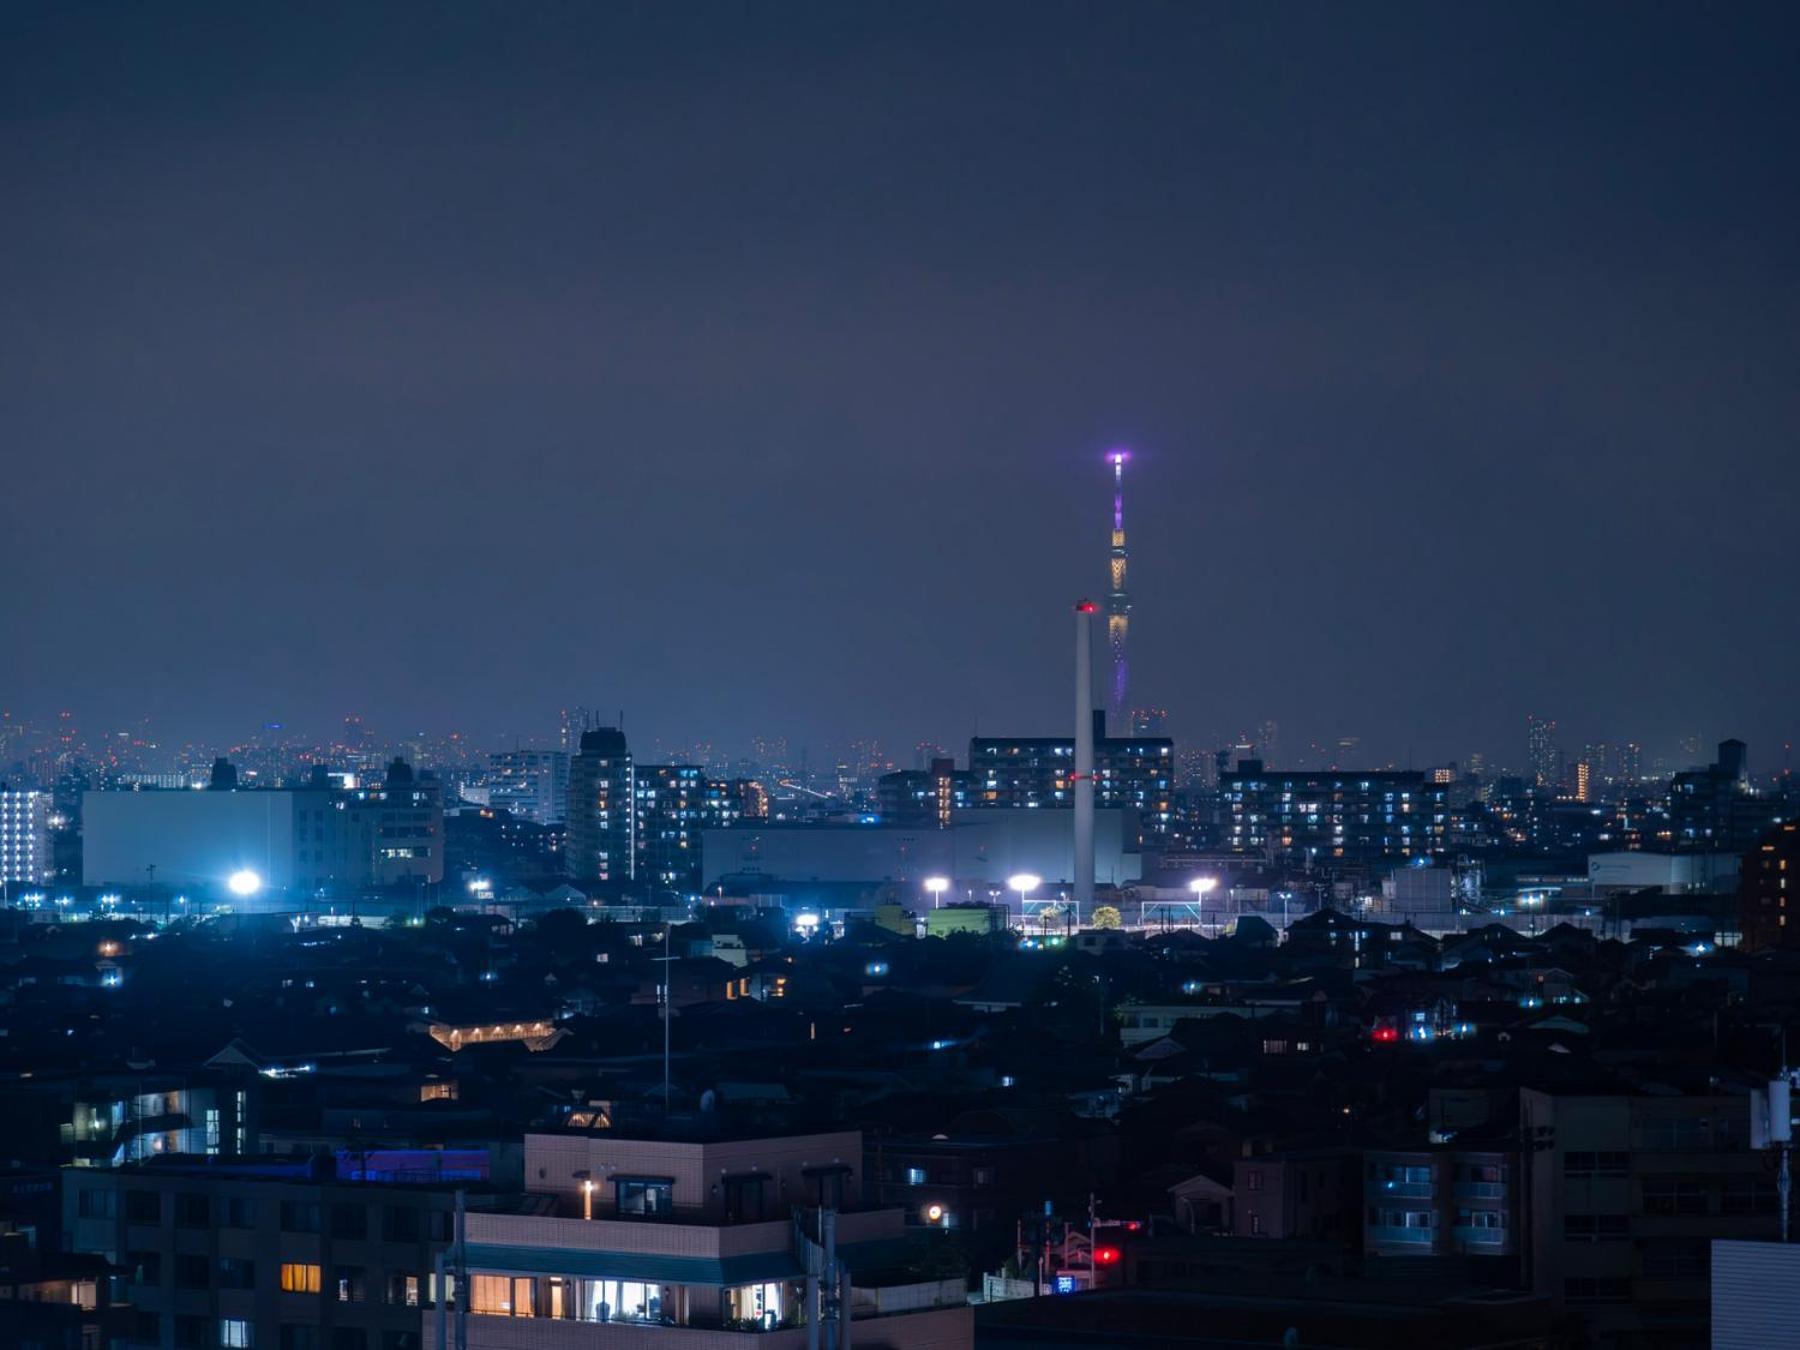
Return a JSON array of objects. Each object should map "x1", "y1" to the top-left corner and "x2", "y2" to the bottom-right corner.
[
  {"x1": 1453, "y1": 1182, "x2": 1506, "y2": 1200},
  {"x1": 1452, "y1": 1225, "x2": 1507, "y2": 1245},
  {"x1": 1368, "y1": 1181, "x2": 1434, "y2": 1199},
  {"x1": 1366, "y1": 1226, "x2": 1434, "y2": 1244}
]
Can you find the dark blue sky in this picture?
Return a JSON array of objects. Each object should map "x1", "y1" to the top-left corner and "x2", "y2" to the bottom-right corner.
[{"x1": 4, "y1": 2, "x2": 1796, "y2": 770}]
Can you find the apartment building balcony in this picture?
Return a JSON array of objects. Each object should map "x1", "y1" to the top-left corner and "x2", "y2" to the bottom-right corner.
[
  {"x1": 1452, "y1": 1180, "x2": 1506, "y2": 1201},
  {"x1": 1366, "y1": 1181, "x2": 1434, "y2": 1201},
  {"x1": 1366, "y1": 1223, "x2": 1436, "y2": 1247},
  {"x1": 439, "y1": 1207, "x2": 971, "y2": 1349}
]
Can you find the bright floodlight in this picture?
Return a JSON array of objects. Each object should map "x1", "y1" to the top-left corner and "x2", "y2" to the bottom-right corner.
[
  {"x1": 1189, "y1": 877, "x2": 1218, "y2": 898},
  {"x1": 924, "y1": 877, "x2": 950, "y2": 899},
  {"x1": 1008, "y1": 874, "x2": 1042, "y2": 897},
  {"x1": 227, "y1": 869, "x2": 263, "y2": 897}
]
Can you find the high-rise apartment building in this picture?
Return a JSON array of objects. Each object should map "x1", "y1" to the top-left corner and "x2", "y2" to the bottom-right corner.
[
  {"x1": 969, "y1": 712, "x2": 1173, "y2": 835},
  {"x1": 485, "y1": 750, "x2": 568, "y2": 826},
  {"x1": 635, "y1": 764, "x2": 705, "y2": 892},
  {"x1": 566, "y1": 728, "x2": 634, "y2": 883},
  {"x1": 1218, "y1": 760, "x2": 1448, "y2": 860},
  {"x1": 1130, "y1": 708, "x2": 1168, "y2": 738},
  {"x1": 1670, "y1": 740, "x2": 1777, "y2": 850},
  {"x1": 1526, "y1": 714, "x2": 1559, "y2": 788},
  {"x1": 876, "y1": 758, "x2": 973, "y2": 827},
  {"x1": 1739, "y1": 820, "x2": 1800, "y2": 952},
  {"x1": 0, "y1": 786, "x2": 53, "y2": 887}
]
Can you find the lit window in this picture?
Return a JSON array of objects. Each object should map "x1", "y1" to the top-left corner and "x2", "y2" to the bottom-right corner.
[{"x1": 280, "y1": 1262, "x2": 321, "y2": 1294}]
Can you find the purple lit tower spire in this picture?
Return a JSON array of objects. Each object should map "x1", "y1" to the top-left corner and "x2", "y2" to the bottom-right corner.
[{"x1": 1105, "y1": 450, "x2": 1132, "y2": 724}]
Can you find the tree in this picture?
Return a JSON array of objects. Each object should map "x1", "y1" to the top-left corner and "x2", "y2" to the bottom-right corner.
[
  {"x1": 532, "y1": 906, "x2": 590, "y2": 947},
  {"x1": 1092, "y1": 905, "x2": 1122, "y2": 930}
]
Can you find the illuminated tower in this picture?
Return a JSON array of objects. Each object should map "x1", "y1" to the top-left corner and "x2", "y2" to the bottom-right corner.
[{"x1": 1105, "y1": 450, "x2": 1132, "y2": 721}]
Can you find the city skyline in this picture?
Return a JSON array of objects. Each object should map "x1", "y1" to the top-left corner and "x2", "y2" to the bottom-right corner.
[
  {"x1": 5, "y1": 10, "x2": 1800, "y2": 1346},
  {"x1": 5, "y1": 4, "x2": 1798, "y2": 765},
  {"x1": 0, "y1": 695, "x2": 1784, "y2": 788}
]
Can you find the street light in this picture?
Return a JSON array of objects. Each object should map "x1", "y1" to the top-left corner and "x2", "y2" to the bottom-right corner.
[
  {"x1": 1190, "y1": 877, "x2": 1217, "y2": 933},
  {"x1": 924, "y1": 877, "x2": 950, "y2": 908},
  {"x1": 1008, "y1": 874, "x2": 1041, "y2": 929}
]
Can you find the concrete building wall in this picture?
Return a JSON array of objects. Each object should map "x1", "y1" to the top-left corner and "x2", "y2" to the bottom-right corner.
[
  {"x1": 1587, "y1": 850, "x2": 1740, "y2": 894},
  {"x1": 701, "y1": 810, "x2": 1141, "y2": 891},
  {"x1": 524, "y1": 1132, "x2": 863, "y2": 1220},
  {"x1": 83, "y1": 789, "x2": 301, "y2": 893},
  {"x1": 1712, "y1": 1239, "x2": 1800, "y2": 1349},
  {"x1": 63, "y1": 1166, "x2": 453, "y2": 1350},
  {"x1": 0, "y1": 787, "x2": 53, "y2": 885}
]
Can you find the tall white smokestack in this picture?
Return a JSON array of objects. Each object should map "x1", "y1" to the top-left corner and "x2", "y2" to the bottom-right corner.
[{"x1": 1074, "y1": 600, "x2": 1096, "y2": 914}]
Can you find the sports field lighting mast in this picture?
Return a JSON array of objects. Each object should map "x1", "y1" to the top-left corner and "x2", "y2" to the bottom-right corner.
[
  {"x1": 1189, "y1": 876, "x2": 1217, "y2": 932},
  {"x1": 1009, "y1": 873, "x2": 1042, "y2": 927},
  {"x1": 1074, "y1": 601, "x2": 1097, "y2": 915}
]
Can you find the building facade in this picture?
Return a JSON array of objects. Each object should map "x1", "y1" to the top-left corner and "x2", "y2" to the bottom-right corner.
[
  {"x1": 1520, "y1": 1088, "x2": 1774, "y2": 1343},
  {"x1": 634, "y1": 765, "x2": 705, "y2": 894},
  {"x1": 565, "y1": 729, "x2": 634, "y2": 884},
  {"x1": 1670, "y1": 740, "x2": 1778, "y2": 850},
  {"x1": 1739, "y1": 819, "x2": 1800, "y2": 952},
  {"x1": 968, "y1": 713, "x2": 1173, "y2": 836},
  {"x1": 431, "y1": 1127, "x2": 972, "y2": 1348},
  {"x1": 483, "y1": 752, "x2": 569, "y2": 827},
  {"x1": 875, "y1": 759, "x2": 973, "y2": 828},
  {"x1": 1219, "y1": 761, "x2": 1447, "y2": 860},
  {"x1": 0, "y1": 785, "x2": 53, "y2": 887},
  {"x1": 63, "y1": 1157, "x2": 466, "y2": 1350},
  {"x1": 82, "y1": 759, "x2": 444, "y2": 899}
]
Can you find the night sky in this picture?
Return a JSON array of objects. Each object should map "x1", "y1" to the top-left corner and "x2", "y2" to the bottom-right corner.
[{"x1": 5, "y1": 2, "x2": 1797, "y2": 769}]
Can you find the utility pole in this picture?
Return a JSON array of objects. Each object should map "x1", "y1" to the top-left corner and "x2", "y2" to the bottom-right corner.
[
  {"x1": 454, "y1": 1188, "x2": 467, "y2": 1350},
  {"x1": 660, "y1": 923, "x2": 673, "y2": 1110}
]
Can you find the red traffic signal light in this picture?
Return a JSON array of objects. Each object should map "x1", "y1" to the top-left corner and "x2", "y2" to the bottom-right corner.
[{"x1": 1094, "y1": 1245, "x2": 1121, "y2": 1266}]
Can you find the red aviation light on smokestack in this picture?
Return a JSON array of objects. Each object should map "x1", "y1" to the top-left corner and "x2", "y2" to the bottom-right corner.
[{"x1": 1076, "y1": 600, "x2": 1097, "y2": 613}]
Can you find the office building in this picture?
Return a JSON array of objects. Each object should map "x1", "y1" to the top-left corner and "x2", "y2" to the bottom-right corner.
[
  {"x1": 1218, "y1": 760, "x2": 1448, "y2": 860},
  {"x1": 566, "y1": 728, "x2": 633, "y2": 883},
  {"x1": 0, "y1": 785, "x2": 53, "y2": 887}
]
